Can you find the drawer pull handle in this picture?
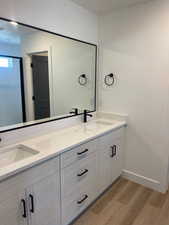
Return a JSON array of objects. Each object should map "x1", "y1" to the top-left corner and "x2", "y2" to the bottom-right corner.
[
  {"x1": 29, "y1": 194, "x2": 35, "y2": 213},
  {"x1": 77, "y1": 194, "x2": 88, "y2": 204},
  {"x1": 21, "y1": 199, "x2": 27, "y2": 218},
  {"x1": 77, "y1": 169, "x2": 88, "y2": 177},
  {"x1": 77, "y1": 149, "x2": 88, "y2": 155},
  {"x1": 110, "y1": 145, "x2": 117, "y2": 158}
]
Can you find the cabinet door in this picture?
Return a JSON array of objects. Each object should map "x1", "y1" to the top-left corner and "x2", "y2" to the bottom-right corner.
[
  {"x1": 0, "y1": 188, "x2": 27, "y2": 225},
  {"x1": 27, "y1": 172, "x2": 60, "y2": 225},
  {"x1": 110, "y1": 138, "x2": 123, "y2": 182},
  {"x1": 98, "y1": 145, "x2": 112, "y2": 193},
  {"x1": 98, "y1": 131, "x2": 123, "y2": 194}
]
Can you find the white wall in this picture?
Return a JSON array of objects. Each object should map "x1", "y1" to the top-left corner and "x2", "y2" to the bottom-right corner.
[
  {"x1": 99, "y1": 0, "x2": 169, "y2": 192},
  {"x1": 0, "y1": 0, "x2": 98, "y2": 144},
  {"x1": 0, "y1": 42, "x2": 21, "y2": 56},
  {"x1": 0, "y1": 0, "x2": 98, "y2": 44}
]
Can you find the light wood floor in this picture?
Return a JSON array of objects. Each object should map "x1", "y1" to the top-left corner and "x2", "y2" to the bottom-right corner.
[{"x1": 72, "y1": 178, "x2": 169, "y2": 225}]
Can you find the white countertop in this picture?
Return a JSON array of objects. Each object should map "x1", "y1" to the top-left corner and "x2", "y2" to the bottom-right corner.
[{"x1": 0, "y1": 117, "x2": 126, "y2": 182}]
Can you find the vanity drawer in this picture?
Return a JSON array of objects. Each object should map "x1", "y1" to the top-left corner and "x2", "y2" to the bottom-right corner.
[
  {"x1": 62, "y1": 186, "x2": 94, "y2": 225},
  {"x1": 61, "y1": 139, "x2": 97, "y2": 168},
  {"x1": 61, "y1": 153, "x2": 97, "y2": 199}
]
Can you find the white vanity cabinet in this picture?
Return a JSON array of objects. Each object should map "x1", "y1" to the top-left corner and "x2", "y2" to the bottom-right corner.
[
  {"x1": 26, "y1": 173, "x2": 60, "y2": 225},
  {"x1": 0, "y1": 125, "x2": 125, "y2": 225},
  {"x1": 0, "y1": 186, "x2": 26, "y2": 225},
  {"x1": 97, "y1": 128, "x2": 124, "y2": 194},
  {"x1": 0, "y1": 157, "x2": 60, "y2": 225},
  {"x1": 61, "y1": 139, "x2": 98, "y2": 225},
  {"x1": 60, "y1": 127, "x2": 124, "y2": 225}
]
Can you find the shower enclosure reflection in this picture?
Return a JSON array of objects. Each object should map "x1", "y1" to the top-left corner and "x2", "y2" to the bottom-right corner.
[{"x1": 0, "y1": 56, "x2": 25, "y2": 127}]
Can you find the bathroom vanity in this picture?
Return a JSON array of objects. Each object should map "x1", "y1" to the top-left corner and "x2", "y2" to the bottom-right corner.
[
  {"x1": 0, "y1": 117, "x2": 126, "y2": 225},
  {"x1": 0, "y1": 17, "x2": 127, "y2": 225}
]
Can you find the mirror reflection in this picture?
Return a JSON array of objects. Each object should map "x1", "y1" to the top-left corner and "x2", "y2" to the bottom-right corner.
[{"x1": 0, "y1": 19, "x2": 96, "y2": 131}]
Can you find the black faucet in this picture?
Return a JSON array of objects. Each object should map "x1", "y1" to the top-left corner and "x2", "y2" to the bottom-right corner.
[
  {"x1": 83, "y1": 109, "x2": 93, "y2": 123},
  {"x1": 69, "y1": 108, "x2": 78, "y2": 115}
]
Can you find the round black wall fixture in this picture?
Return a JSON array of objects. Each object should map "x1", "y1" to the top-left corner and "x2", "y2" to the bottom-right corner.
[
  {"x1": 104, "y1": 73, "x2": 115, "y2": 86},
  {"x1": 78, "y1": 74, "x2": 87, "y2": 86}
]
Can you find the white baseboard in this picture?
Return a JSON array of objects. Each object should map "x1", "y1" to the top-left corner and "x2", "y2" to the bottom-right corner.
[{"x1": 122, "y1": 170, "x2": 166, "y2": 193}]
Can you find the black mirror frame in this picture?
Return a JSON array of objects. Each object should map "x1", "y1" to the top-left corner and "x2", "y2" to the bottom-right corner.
[{"x1": 0, "y1": 17, "x2": 97, "y2": 133}]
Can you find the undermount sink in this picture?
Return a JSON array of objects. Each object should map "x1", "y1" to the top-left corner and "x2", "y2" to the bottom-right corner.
[
  {"x1": 83, "y1": 121, "x2": 111, "y2": 131},
  {"x1": 86, "y1": 120, "x2": 115, "y2": 129},
  {"x1": 94, "y1": 120, "x2": 115, "y2": 126},
  {"x1": 73, "y1": 120, "x2": 115, "y2": 134},
  {"x1": 0, "y1": 145, "x2": 39, "y2": 168}
]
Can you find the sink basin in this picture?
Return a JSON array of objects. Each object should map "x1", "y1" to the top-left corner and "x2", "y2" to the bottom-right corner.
[
  {"x1": 85, "y1": 120, "x2": 115, "y2": 130},
  {"x1": 94, "y1": 120, "x2": 114, "y2": 126},
  {"x1": 72, "y1": 120, "x2": 115, "y2": 134},
  {"x1": 0, "y1": 145, "x2": 39, "y2": 168}
]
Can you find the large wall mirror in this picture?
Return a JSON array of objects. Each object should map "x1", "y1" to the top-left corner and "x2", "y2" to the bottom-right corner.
[{"x1": 0, "y1": 18, "x2": 97, "y2": 132}]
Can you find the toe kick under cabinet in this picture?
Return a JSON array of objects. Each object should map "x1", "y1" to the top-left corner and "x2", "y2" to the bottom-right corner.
[{"x1": 0, "y1": 126, "x2": 124, "y2": 225}]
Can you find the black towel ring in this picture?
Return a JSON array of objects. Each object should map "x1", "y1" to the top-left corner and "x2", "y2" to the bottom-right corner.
[
  {"x1": 104, "y1": 73, "x2": 115, "y2": 86},
  {"x1": 78, "y1": 74, "x2": 87, "y2": 86}
]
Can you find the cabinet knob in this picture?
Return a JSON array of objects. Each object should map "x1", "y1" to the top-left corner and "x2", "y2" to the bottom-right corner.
[{"x1": 110, "y1": 145, "x2": 117, "y2": 158}]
